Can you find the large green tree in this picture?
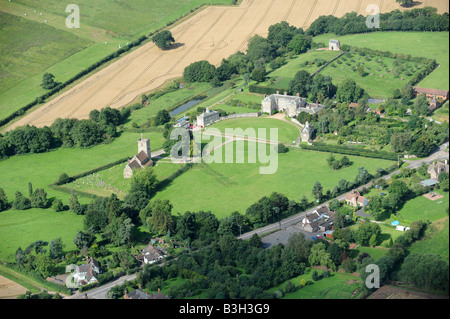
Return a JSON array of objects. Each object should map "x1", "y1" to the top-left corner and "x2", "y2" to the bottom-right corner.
[
  {"x1": 140, "y1": 199, "x2": 174, "y2": 235},
  {"x1": 289, "y1": 70, "x2": 312, "y2": 97},
  {"x1": 152, "y1": 31, "x2": 175, "y2": 50},
  {"x1": 40, "y1": 72, "x2": 58, "y2": 90},
  {"x1": 336, "y1": 79, "x2": 365, "y2": 103},
  {"x1": 183, "y1": 60, "x2": 216, "y2": 83}
]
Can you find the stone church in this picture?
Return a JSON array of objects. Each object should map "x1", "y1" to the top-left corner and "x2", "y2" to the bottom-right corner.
[{"x1": 123, "y1": 135, "x2": 153, "y2": 179}]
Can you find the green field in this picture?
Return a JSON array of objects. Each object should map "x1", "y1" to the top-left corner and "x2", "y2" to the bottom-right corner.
[
  {"x1": 151, "y1": 138, "x2": 393, "y2": 218},
  {"x1": 0, "y1": 208, "x2": 84, "y2": 262},
  {"x1": 268, "y1": 268, "x2": 362, "y2": 299},
  {"x1": 9, "y1": 0, "x2": 237, "y2": 37},
  {"x1": 313, "y1": 32, "x2": 449, "y2": 91},
  {"x1": 0, "y1": 11, "x2": 90, "y2": 96}
]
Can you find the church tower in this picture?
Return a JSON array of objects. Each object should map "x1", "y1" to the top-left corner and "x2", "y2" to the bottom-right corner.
[{"x1": 138, "y1": 133, "x2": 151, "y2": 156}]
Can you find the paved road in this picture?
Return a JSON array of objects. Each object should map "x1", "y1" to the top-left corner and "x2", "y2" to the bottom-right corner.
[{"x1": 68, "y1": 273, "x2": 138, "y2": 299}]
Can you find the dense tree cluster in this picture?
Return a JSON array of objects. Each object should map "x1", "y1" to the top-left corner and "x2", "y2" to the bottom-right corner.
[
  {"x1": 306, "y1": 7, "x2": 449, "y2": 37},
  {"x1": 0, "y1": 106, "x2": 130, "y2": 160}
]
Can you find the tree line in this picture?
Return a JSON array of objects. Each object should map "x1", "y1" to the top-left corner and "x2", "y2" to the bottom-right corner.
[
  {"x1": 306, "y1": 7, "x2": 449, "y2": 37},
  {"x1": 0, "y1": 106, "x2": 131, "y2": 160}
]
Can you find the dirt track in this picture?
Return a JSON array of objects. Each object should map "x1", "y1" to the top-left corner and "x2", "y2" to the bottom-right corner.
[{"x1": 6, "y1": 0, "x2": 448, "y2": 130}]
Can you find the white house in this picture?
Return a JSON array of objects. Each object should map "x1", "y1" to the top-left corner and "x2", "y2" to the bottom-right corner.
[
  {"x1": 141, "y1": 245, "x2": 166, "y2": 264},
  {"x1": 72, "y1": 257, "x2": 101, "y2": 286}
]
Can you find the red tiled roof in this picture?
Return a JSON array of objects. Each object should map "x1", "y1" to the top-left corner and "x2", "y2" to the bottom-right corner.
[{"x1": 413, "y1": 87, "x2": 449, "y2": 97}]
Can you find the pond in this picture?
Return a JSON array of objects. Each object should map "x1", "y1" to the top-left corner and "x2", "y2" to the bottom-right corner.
[
  {"x1": 169, "y1": 99, "x2": 203, "y2": 117},
  {"x1": 368, "y1": 98, "x2": 385, "y2": 104}
]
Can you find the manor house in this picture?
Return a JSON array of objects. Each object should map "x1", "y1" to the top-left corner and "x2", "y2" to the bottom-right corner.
[{"x1": 261, "y1": 93, "x2": 324, "y2": 117}]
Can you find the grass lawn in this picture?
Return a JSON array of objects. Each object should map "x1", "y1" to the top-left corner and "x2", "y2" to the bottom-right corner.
[
  {"x1": 209, "y1": 117, "x2": 301, "y2": 144},
  {"x1": 0, "y1": 208, "x2": 84, "y2": 262},
  {"x1": 151, "y1": 140, "x2": 394, "y2": 218},
  {"x1": 350, "y1": 245, "x2": 389, "y2": 261},
  {"x1": 268, "y1": 267, "x2": 362, "y2": 299},
  {"x1": 313, "y1": 32, "x2": 449, "y2": 91},
  {"x1": 389, "y1": 190, "x2": 449, "y2": 225}
]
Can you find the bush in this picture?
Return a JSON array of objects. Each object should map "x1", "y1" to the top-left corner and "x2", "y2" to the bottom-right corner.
[
  {"x1": 12, "y1": 192, "x2": 31, "y2": 210},
  {"x1": 51, "y1": 199, "x2": 65, "y2": 212}
]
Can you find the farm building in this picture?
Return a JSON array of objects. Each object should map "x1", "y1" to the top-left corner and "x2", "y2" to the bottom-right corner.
[
  {"x1": 412, "y1": 87, "x2": 449, "y2": 101},
  {"x1": 123, "y1": 135, "x2": 153, "y2": 179}
]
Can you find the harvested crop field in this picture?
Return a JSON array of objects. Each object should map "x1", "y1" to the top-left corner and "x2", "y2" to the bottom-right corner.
[
  {"x1": 6, "y1": 0, "x2": 448, "y2": 131},
  {"x1": 0, "y1": 275, "x2": 28, "y2": 299}
]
